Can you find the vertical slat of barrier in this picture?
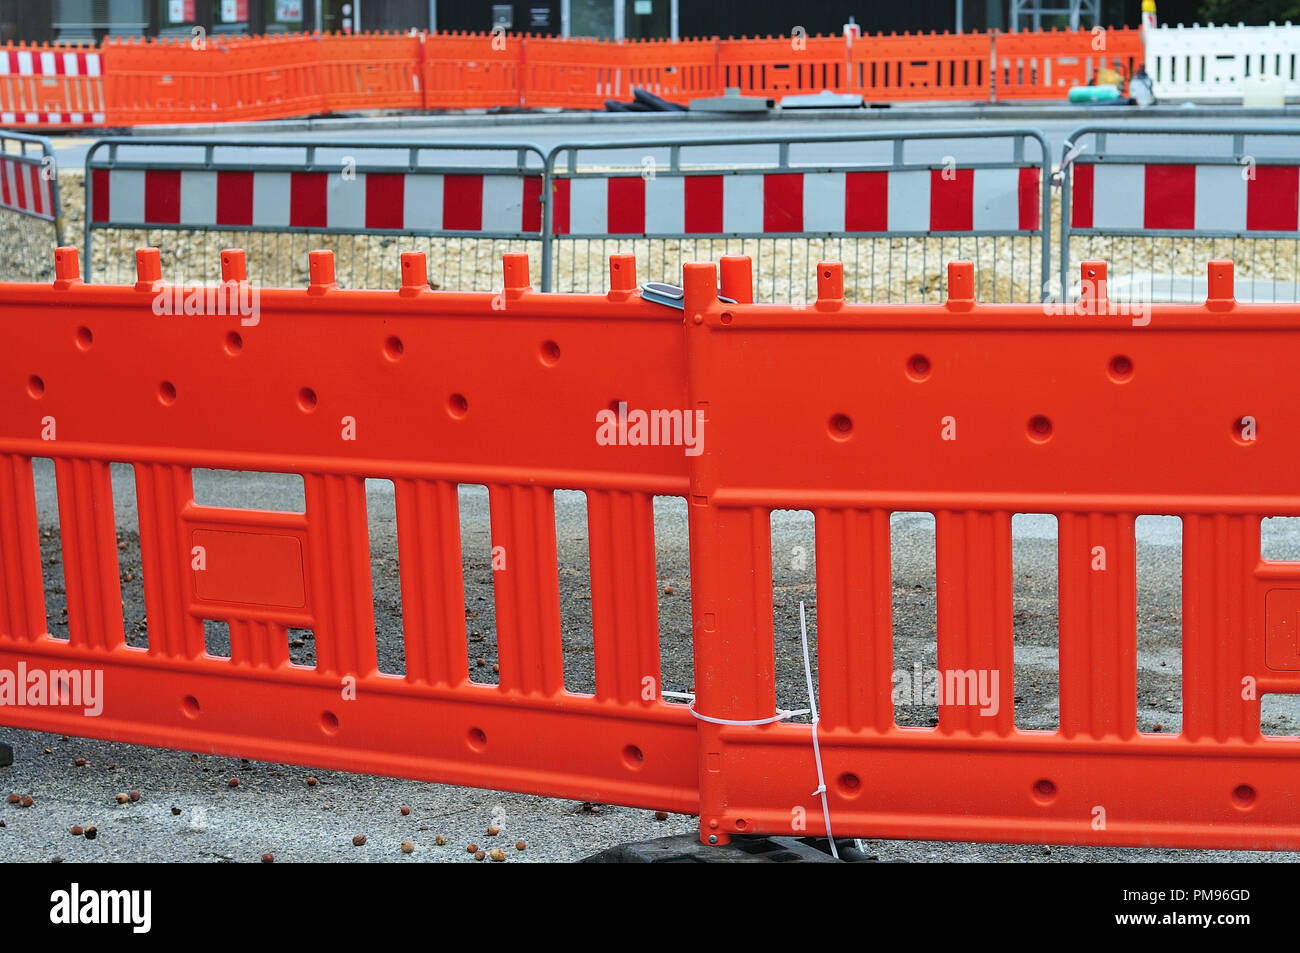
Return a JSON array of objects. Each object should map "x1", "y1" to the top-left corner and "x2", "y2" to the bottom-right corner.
[
  {"x1": 1182, "y1": 513, "x2": 1258, "y2": 742},
  {"x1": 587, "y1": 489, "x2": 661, "y2": 704},
  {"x1": 1058, "y1": 512, "x2": 1138, "y2": 740},
  {"x1": 488, "y1": 483, "x2": 564, "y2": 696},
  {"x1": 53, "y1": 458, "x2": 124, "y2": 651},
  {"x1": 814, "y1": 507, "x2": 893, "y2": 732},
  {"x1": 394, "y1": 478, "x2": 468, "y2": 688},
  {"x1": 935, "y1": 509, "x2": 1016, "y2": 736},
  {"x1": 304, "y1": 473, "x2": 378, "y2": 677},
  {"x1": 0, "y1": 454, "x2": 46, "y2": 642},
  {"x1": 135, "y1": 462, "x2": 203, "y2": 659},
  {"x1": 229, "y1": 618, "x2": 290, "y2": 669}
]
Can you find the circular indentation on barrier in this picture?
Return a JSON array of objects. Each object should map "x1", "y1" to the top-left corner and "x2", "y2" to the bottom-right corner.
[
  {"x1": 1108, "y1": 354, "x2": 1133, "y2": 382},
  {"x1": 540, "y1": 340, "x2": 561, "y2": 366},
  {"x1": 1232, "y1": 784, "x2": 1257, "y2": 809},
  {"x1": 1027, "y1": 415, "x2": 1053, "y2": 443},
  {"x1": 383, "y1": 335, "x2": 403, "y2": 361},
  {"x1": 297, "y1": 387, "x2": 317, "y2": 412},
  {"x1": 224, "y1": 331, "x2": 242, "y2": 355},
  {"x1": 26, "y1": 375, "x2": 44, "y2": 398},
  {"x1": 720, "y1": 311, "x2": 733, "y2": 325},
  {"x1": 823, "y1": 268, "x2": 833, "y2": 279},
  {"x1": 158, "y1": 381, "x2": 177, "y2": 406},
  {"x1": 829, "y1": 413, "x2": 853, "y2": 441},
  {"x1": 622, "y1": 744, "x2": 644, "y2": 770},
  {"x1": 1232, "y1": 416, "x2": 1256, "y2": 446},
  {"x1": 181, "y1": 696, "x2": 200, "y2": 719},
  {"x1": 837, "y1": 772, "x2": 862, "y2": 797},
  {"x1": 467, "y1": 727, "x2": 487, "y2": 752},
  {"x1": 1032, "y1": 778, "x2": 1057, "y2": 803},
  {"x1": 448, "y1": 393, "x2": 469, "y2": 419},
  {"x1": 320, "y1": 711, "x2": 339, "y2": 735},
  {"x1": 734, "y1": 818, "x2": 749, "y2": 831},
  {"x1": 906, "y1": 354, "x2": 931, "y2": 382},
  {"x1": 75, "y1": 327, "x2": 93, "y2": 351}
]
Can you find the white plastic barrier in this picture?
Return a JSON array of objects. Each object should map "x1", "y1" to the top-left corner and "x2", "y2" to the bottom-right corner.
[{"x1": 1145, "y1": 22, "x2": 1300, "y2": 101}]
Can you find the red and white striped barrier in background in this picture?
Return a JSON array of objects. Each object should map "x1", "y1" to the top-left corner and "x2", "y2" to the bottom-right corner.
[
  {"x1": 0, "y1": 49, "x2": 104, "y2": 126},
  {"x1": 1071, "y1": 163, "x2": 1300, "y2": 233},
  {"x1": 0, "y1": 154, "x2": 54, "y2": 220},
  {"x1": 551, "y1": 168, "x2": 1043, "y2": 236},
  {"x1": 89, "y1": 169, "x2": 545, "y2": 235}
]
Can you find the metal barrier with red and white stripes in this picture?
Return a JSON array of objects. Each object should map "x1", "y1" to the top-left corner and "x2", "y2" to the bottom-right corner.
[
  {"x1": 0, "y1": 131, "x2": 61, "y2": 282},
  {"x1": 1061, "y1": 125, "x2": 1300, "y2": 303},
  {"x1": 0, "y1": 48, "x2": 104, "y2": 127},
  {"x1": 83, "y1": 139, "x2": 548, "y2": 288},
  {"x1": 544, "y1": 130, "x2": 1052, "y2": 303},
  {"x1": 83, "y1": 131, "x2": 1053, "y2": 302}
]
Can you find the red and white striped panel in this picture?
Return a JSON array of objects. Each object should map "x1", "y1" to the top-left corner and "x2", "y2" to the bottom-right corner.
[
  {"x1": 1071, "y1": 162, "x2": 1300, "y2": 233},
  {"x1": 551, "y1": 168, "x2": 1042, "y2": 236},
  {"x1": 0, "y1": 50, "x2": 105, "y2": 126},
  {"x1": 0, "y1": 155, "x2": 54, "y2": 220},
  {"x1": 89, "y1": 168, "x2": 544, "y2": 234}
]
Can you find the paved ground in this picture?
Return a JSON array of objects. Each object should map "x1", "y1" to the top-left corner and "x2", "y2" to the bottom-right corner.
[
  {"x1": 5, "y1": 466, "x2": 1300, "y2": 862},
  {"x1": 46, "y1": 104, "x2": 1300, "y2": 170}
]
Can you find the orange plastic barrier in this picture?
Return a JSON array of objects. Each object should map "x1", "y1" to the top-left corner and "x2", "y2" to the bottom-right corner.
[
  {"x1": 6, "y1": 246, "x2": 1300, "y2": 852},
  {"x1": 994, "y1": 27, "x2": 1143, "y2": 99},
  {"x1": 0, "y1": 42, "x2": 106, "y2": 128},
  {"x1": 682, "y1": 255, "x2": 1300, "y2": 850},
  {"x1": 0, "y1": 246, "x2": 696, "y2": 810},
  {"x1": 849, "y1": 31, "x2": 991, "y2": 101},
  {"x1": 319, "y1": 31, "x2": 422, "y2": 113},
  {"x1": 101, "y1": 36, "x2": 226, "y2": 125},
  {"x1": 519, "y1": 35, "x2": 624, "y2": 109},
  {"x1": 0, "y1": 29, "x2": 1150, "y2": 127},
  {"x1": 420, "y1": 31, "x2": 523, "y2": 109},
  {"x1": 221, "y1": 33, "x2": 325, "y2": 121},
  {"x1": 620, "y1": 37, "x2": 720, "y2": 105},
  {"x1": 718, "y1": 34, "x2": 852, "y2": 99}
]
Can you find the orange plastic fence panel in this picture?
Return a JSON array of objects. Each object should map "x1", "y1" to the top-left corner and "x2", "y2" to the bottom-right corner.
[
  {"x1": 319, "y1": 31, "x2": 423, "y2": 113},
  {"x1": 616, "y1": 37, "x2": 721, "y2": 105},
  {"x1": 0, "y1": 246, "x2": 697, "y2": 810},
  {"x1": 101, "y1": 36, "x2": 227, "y2": 125},
  {"x1": 679, "y1": 255, "x2": 1300, "y2": 850},
  {"x1": 849, "y1": 31, "x2": 992, "y2": 102},
  {"x1": 0, "y1": 42, "x2": 106, "y2": 128},
  {"x1": 521, "y1": 35, "x2": 626, "y2": 109},
  {"x1": 421, "y1": 31, "x2": 521, "y2": 109},
  {"x1": 219, "y1": 33, "x2": 325, "y2": 121},
  {"x1": 995, "y1": 27, "x2": 1143, "y2": 100},
  {"x1": 717, "y1": 34, "x2": 850, "y2": 98}
]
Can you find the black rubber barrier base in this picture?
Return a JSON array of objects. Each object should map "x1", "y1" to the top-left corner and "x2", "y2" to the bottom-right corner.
[
  {"x1": 582, "y1": 833, "x2": 879, "y2": 863},
  {"x1": 0, "y1": 742, "x2": 12, "y2": 767}
]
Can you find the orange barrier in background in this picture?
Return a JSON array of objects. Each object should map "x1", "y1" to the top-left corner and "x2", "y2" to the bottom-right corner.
[
  {"x1": 4, "y1": 246, "x2": 1300, "y2": 851},
  {"x1": 994, "y1": 26, "x2": 1143, "y2": 99},
  {"x1": 319, "y1": 31, "x2": 422, "y2": 112},
  {"x1": 420, "y1": 31, "x2": 521, "y2": 109},
  {"x1": 101, "y1": 35, "x2": 226, "y2": 125},
  {"x1": 222, "y1": 33, "x2": 325, "y2": 121},
  {"x1": 0, "y1": 42, "x2": 105, "y2": 128},
  {"x1": 850, "y1": 31, "x2": 992, "y2": 101},
  {"x1": 1, "y1": 28, "x2": 1146, "y2": 128}
]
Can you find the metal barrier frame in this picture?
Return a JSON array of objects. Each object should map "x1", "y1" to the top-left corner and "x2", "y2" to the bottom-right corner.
[
  {"x1": 544, "y1": 128, "x2": 1054, "y2": 302},
  {"x1": 0, "y1": 130, "x2": 62, "y2": 236},
  {"x1": 83, "y1": 137, "x2": 549, "y2": 284},
  {"x1": 1058, "y1": 124, "x2": 1300, "y2": 299}
]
